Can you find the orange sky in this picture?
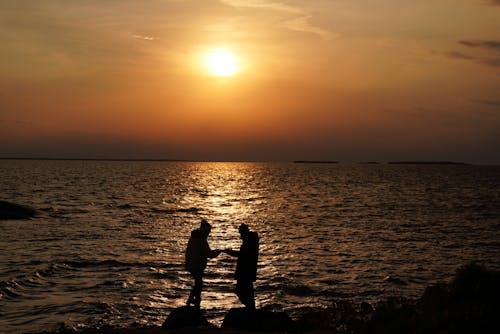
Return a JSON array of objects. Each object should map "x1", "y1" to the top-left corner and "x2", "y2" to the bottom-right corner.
[{"x1": 1, "y1": 0, "x2": 499, "y2": 162}]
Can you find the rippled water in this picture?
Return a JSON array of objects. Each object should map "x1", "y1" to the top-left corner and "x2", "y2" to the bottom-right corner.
[{"x1": 0, "y1": 160, "x2": 499, "y2": 333}]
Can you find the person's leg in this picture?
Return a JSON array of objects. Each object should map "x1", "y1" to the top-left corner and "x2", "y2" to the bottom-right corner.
[
  {"x1": 247, "y1": 281, "x2": 255, "y2": 309},
  {"x1": 187, "y1": 272, "x2": 203, "y2": 307},
  {"x1": 193, "y1": 274, "x2": 203, "y2": 307},
  {"x1": 187, "y1": 274, "x2": 196, "y2": 305},
  {"x1": 236, "y1": 280, "x2": 255, "y2": 309}
]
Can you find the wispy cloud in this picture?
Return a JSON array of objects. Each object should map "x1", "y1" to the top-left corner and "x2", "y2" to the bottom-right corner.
[
  {"x1": 282, "y1": 15, "x2": 338, "y2": 40},
  {"x1": 445, "y1": 51, "x2": 476, "y2": 60},
  {"x1": 221, "y1": 0, "x2": 302, "y2": 13},
  {"x1": 481, "y1": 58, "x2": 500, "y2": 67},
  {"x1": 220, "y1": 0, "x2": 335, "y2": 39},
  {"x1": 473, "y1": 99, "x2": 500, "y2": 107},
  {"x1": 446, "y1": 39, "x2": 500, "y2": 67},
  {"x1": 459, "y1": 40, "x2": 500, "y2": 51},
  {"x1": 0, "y1": 119, "x2": 34, "y2": 126},
  {"x1": 132, "y1": 34, "x2": 158, "y2": 41},
  {"x1": 477, "y1": 0, "x2": 500, "y2": 6}
]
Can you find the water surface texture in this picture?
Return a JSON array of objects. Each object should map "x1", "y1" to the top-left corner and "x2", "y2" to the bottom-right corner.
[{"x1": 1, "y1": 161, "x2": 499, "y2": 333}]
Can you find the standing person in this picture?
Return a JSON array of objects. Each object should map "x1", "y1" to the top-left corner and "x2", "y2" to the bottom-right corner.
[
  {"x1": 224, "y1": 223, "x2": 259, "y2": 310},
  {"x1": 185, "y1": 219, "x2": 221, "y2": 308}
]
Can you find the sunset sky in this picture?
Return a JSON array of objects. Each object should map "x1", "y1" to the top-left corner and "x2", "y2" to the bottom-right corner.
[{"x1": 1, "y1": 0, "x2": 499, "y2": 163}]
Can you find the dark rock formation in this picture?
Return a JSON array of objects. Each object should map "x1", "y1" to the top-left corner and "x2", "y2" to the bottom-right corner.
[
  {"x1": 222, "y1": 308, "x2": 295, "y2": 332},
  {"x1": 0, "y1": 200, "x2": 37, "y2": 220},
  {"x1": 162, "y1": 306, "x2": 210, "y2": 330},
  {"x1": 295, "y1": 263, "x2": 500, "y2": 334}
]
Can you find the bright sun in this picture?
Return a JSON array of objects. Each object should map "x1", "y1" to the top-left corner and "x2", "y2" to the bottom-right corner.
[{"x1": 205, "y1": 48, "x2": 238, "y2": 77}]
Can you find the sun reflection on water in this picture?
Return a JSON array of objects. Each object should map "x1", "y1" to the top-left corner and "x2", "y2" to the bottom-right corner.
[{"x1": 173, "y1": 162, "x2": 268, "y2": 238}]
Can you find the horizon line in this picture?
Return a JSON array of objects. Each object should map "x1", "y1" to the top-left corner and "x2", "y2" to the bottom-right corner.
[{"x1": 0, "y1": 157, "x2": 491, "y2": 165}]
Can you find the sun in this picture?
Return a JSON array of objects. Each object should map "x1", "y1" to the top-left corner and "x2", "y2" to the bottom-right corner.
[{"x1": 204, "y1": 48, "x2": 238, "y2": 77}]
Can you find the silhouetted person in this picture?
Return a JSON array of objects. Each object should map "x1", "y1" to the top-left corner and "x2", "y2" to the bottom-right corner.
[
  {"x1": 224, "y1": 223, "x2": 259, "y2": 309},
  {"x1": 185, "y1": 219, "x2": 221, "y2": 308}
]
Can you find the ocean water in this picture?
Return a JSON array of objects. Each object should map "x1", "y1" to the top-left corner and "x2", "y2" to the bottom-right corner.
[{"x1": 0, "y1": 160, "x2": 499, "y2": 333}]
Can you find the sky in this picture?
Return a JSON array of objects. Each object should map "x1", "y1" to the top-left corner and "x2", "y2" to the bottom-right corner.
[{"x1": 1, "y1": 0, "x2": 499, "y2": 163}]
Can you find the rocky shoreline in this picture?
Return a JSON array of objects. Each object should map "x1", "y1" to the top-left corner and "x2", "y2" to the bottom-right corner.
[{"x1": 37, "y1": 263, "x2": 500, "y2": 334}]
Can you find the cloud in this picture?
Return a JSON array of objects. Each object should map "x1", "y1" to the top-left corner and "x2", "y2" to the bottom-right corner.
[
  {"x1": 446, "y1": 40, "x2": 500, "y2": 67},
  {"x1": 473, "y1": 99, "x2": 500, "y2": 107},
  {"x1": 220, "y1": 0, "x2": 302, "y2": 13},
  {"x1": 220, "y1": 0, "x2": 334, "y2": 39},
  {"x1": 281, "y1": 15, "x2": 338, "y2": 40},
  {"x1": 0, "y1": 2, "x2": 153, "y2": 76},
  {"x1": 132, "y1": 34, "x2": 158, "y2": 41},
  {"x1": 0, "y1": 119, "x2": 33, "y2": 125},
  {"x1": 480, "y1": 58, "x2": 500, "y2": 67},
  {"x1": 459, "y1": 40, "x2": 500, "y2": 51},
  {"x1": 477, "y1": 0, "x2": 500, "y2": 5},
  {"x1": 444, "y1": 51, "x2": 475, "y2": 60}
]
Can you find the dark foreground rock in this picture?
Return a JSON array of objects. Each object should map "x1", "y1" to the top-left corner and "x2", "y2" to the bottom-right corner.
[
  {"x1": 222, "y1": 308, "x2": 295, "y2": 332},
  {"x1": 0, "y1": 200, "x2": 37, "y2": 220},
  {"x1": 362, "y1": 263, "x2": 500, "y2": 334},
  {"x1": 294, "y1": 263, "x2": 500, "y2": 334},
  {"x1": 162, "y1": 306, "x2": 211, "y2": 330}
]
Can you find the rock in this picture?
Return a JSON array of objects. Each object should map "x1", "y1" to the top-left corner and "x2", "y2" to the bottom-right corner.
[
  {"x1": 297, "y1": 309, "x2": 335, "y2": 331},
  {"x1": 0, "y1": 200, "x2": 37, "y2": 220},
  {"x1": 360, "y1": 302, "x2": 374, "y2": 314},
  {"x1": 162, "y1": 306, "x2": 210, "y2": 330},
  {"x1": 420, "y1": 284, "x2": 449, "y2": 309},
  {"x1": 383, "y1": 275, "x2": 408, "y2": 286},
  {"x1": 222, "y1": 308, "x2": 295, "y2": 332}
]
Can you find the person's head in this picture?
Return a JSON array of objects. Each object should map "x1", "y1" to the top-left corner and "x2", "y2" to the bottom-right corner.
[
  {"x1": 238, "y1": 223, "x2": 249, "y2": 238},
  {"x1": 200, "y1": 219, "x2": 212, "y2": 236}
]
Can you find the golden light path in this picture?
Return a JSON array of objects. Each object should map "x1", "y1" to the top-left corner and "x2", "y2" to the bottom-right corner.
[{"x1": 204, "y1": 48, "x2": 239, "y2": 77}]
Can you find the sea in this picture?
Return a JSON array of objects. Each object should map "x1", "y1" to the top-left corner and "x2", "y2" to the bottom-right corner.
[{"x1": 0, "y1": 160, "x2": 499, "y2": 333}]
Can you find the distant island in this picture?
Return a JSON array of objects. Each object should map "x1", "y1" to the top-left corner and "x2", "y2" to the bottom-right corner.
[
  {"x1": 293, "y1": 160, "x2": 339, "y2": 164},
  {"x1": 388, "y1": 161, "x2": 469, "y2": 165}
]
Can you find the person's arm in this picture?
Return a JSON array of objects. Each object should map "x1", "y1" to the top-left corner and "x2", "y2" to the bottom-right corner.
[
  {"x1": 204, "y1": 240, "x2": 221, "y2": 259},
  {"x1": 223, "y1": 249, "x2": 239, "y2": 257},
  {"x1": 208, "y1": 249, "x2": 222, "y2": 258}
]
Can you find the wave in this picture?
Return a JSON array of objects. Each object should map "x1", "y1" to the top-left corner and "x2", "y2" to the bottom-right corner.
[
  {"x1": 283, "y1": 284, "x2": 317, "y2": 296},
  {"x1": 149, "y1": 271, "x2": 178, "y2": 280},
  {"x1": 62, "y1": 259, "x2": 181, "y2": 270},
  {"x1": 133, "y1": 233, "x2": 158, "y2": 241},
  {"x1": 258, "y1": 280, "x2": 321, "y2": 297},
  {"x1": 383, "y1": 275, "x2": 408, "y2": 286},
  {"x1": 116, "y1": 204, "x2": 135, "y2": 210},
  {"x1": 0, "y1": 276, "x2": 48, "y2": 301},
  {"x1": 150, "y1": 207, "x2": 200, "y2": 214},
  {"x1": 0, "y1": 259, "x2": 183, "y2": 301},
  {"x1": 38, "y1": 206, "x2": 90, "y2": 217}
]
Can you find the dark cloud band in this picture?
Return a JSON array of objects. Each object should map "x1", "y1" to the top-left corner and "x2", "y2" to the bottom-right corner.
[{"x1": 459, "y1": 40, "x2": 500, "y2": 51}]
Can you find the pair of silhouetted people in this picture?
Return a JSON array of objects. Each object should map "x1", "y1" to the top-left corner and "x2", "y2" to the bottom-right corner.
[{"x1": 184, "y1": 219, "x2": 259, "y2": 309}]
